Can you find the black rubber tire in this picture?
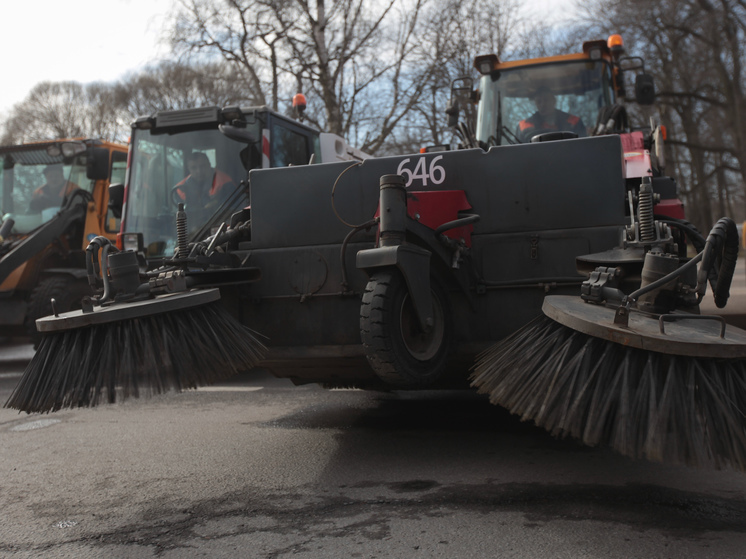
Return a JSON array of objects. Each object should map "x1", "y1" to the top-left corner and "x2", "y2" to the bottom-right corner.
[
  {"x1": 360, "y1": 270, "x2": 452, "y2": 387},
  {"x1": 26, "y1": 275, "x2": 92, "y2": 347}
]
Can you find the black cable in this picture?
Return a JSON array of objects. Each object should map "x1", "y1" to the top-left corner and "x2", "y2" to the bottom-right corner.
[{"x1": 339, "y1": 218, "x2": 378, "y2": 291}]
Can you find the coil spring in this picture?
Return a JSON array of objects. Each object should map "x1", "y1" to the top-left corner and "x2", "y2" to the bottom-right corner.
[
  {"x1": 176, "y1": 203, "x2": 188, "y2": 257},
  {"x1": 638, "y1": 178, "x2": 655, "y2": 243}
]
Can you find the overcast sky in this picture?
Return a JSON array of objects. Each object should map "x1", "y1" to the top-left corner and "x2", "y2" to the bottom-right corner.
[
  {"x1": 1, "y1": 0, "x2": 172, "y2": 117},
  {"x1": 1, "y1": 0, "x2": 578, "y2": 120}
]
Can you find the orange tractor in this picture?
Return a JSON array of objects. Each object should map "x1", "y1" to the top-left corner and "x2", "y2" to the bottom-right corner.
[
  {"x1": 0, "y1": 139, "x2": 128, "y2": 340},
  {"x1": 448, "y1": 34, "x2": 683, "y2": 221}
]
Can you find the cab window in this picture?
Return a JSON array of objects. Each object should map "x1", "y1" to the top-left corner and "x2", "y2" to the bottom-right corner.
[
  {"x1": 271, "y1": 123, "x2": 311, "y2": 167},
  {"x1": 110, "y1": 151, "x2": 127, "y2": 185}
]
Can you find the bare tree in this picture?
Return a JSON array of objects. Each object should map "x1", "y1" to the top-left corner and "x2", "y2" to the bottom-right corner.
[
  {"x1": 0, "y1": 81, "x2": 126, "y2": 144},
  {"x1": 167, "y1": 0, "x2": 444, "y2": 153},
  {"x1": 115, "y1": 60, "x2": 254, "y2": 117},
  {"x1": 576, "y1": 0, "x2": 746, "y2": 230},
  {"x1": 0, "y1": 61, "x2": 258, "y2": 145},
  {"x1": 375, "y1": 0, "x2": 527, "y2": 154},
  {"x1": 169, "y1": 0, "x2": 276, "y2": 107}
]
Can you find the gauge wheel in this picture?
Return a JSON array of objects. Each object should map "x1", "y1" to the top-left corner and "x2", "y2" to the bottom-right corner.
[
  {"x1": 26, "y1": 275, "x2": 92, "y2": 348},
  {"x1": 360, "y1": 270, "x2": 452, "y2": 387}
]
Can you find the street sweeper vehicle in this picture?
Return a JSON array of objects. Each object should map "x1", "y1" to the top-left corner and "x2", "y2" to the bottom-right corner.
[
  {"x1": 8, "y1": 37, "x2": 746, "y2": 473},
  {"x1": 0, "y1": 139, "x2": 127, "y2": 340}
]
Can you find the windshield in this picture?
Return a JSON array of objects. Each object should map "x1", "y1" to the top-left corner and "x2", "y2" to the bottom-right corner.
[
  {"x1": 476, "y1": 60, "x2": 614, "y2": 145},
  {"x1": 125, "y1": 126, "x2": 258, "y2": 258},
  {"x1": 0, "y1": 147, "x2": 92, "y2": 234}
]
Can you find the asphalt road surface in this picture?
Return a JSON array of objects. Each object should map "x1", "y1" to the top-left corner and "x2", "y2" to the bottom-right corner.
[{"x1": 2, "y1": 341, "x2": 746, "y2": 559}]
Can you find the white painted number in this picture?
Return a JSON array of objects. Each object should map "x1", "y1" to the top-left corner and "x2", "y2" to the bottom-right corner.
[
  {"x1": 396, "y1": 155, "x2": 446, "y2": 187},
  {"x1": 396, "y1": 158, "x2": 413, "y2": 184},
  {"x1": 429, "y1": 155, "x2": 446, "y2": 184}
]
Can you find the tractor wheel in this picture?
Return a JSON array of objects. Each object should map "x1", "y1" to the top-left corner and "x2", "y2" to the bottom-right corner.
[
  {"x1": 26, "y1": 276, "x2": 92, "y2": 348},
  {"x1": 360, "y1": 270, "x2": 452, "y2": 387}
]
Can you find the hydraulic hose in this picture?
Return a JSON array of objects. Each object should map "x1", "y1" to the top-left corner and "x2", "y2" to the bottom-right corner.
[
  {"x1": 98, "y1": 243, "x2": 115, "y2": 304},
  {"x1": 593, "y1": 104, "x2": 628, "y2": 135},
  {"x1": 434, "y1": 214, "x2": 480, "y2": 235},
  {"x1": 657, "y1": 218, "x2": 706, "y2": 253},
  {"x1": 85, "y1": 236, "x2": 111, "y2": 288},
  {"x1": 339, "y1": 218, "x2": 378, "y2": 292},
  {"x1": 627, "y1": 251, "x2": 703, "y2": 305},
  {"x1": 658, "y1": 216, "x2": 721, "y2": 291},
  {"x1": 698, "y1": 217, "x2": 739, "y2": 308},
  {"x1": 85, "y1": 236, "x2": 122, "y2": 305},
  {"x1": 624, "y1": 218, "x2": 738, "y2": 309}
]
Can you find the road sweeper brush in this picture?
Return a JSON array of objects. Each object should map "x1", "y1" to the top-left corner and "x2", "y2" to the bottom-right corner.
[
  {"x1": 472, "y1": 183, "x2": 746, "y2": 470},
  {"x1": 5, "y1": 207, "x2": 266, "y2": 413}
]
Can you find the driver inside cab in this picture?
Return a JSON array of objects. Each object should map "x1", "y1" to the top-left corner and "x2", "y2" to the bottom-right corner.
[
  {"x1": 29, "y1": 164, "x2": 78, "y2": 213},
  {"x1": 174, "y1": 152, "x2": 234, "y2": 208},
  {"x1": 516, "y1": 87, "x2": 586, "y2": 142}
]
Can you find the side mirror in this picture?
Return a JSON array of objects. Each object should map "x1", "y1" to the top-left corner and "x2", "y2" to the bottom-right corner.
[
  {"x1": 635, "y1": 73, "x2": 656, "y2": 105},
  {"x1": 446, "y1": 76, "x2": 475, "y2": 128},
  {"x1": 451, "y1": 77, "x2": 474, "y2": 99},
  {"x1": 446, "y1": 99, "x2": 460, "y2": 128},
  {"x1": 108, "y1": 183, "x2": 124, "y2": 218},
  {"x1": 219, "y1": 123, "x2": 258, "y2": 144},
  {"x1": 86, "y1": 148, "x2": 110, "y2": 181}
]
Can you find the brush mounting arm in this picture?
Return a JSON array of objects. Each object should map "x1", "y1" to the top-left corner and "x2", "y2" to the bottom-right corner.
[{"x1": 610, "y1": 252, "x2": 703, "y2": 327}]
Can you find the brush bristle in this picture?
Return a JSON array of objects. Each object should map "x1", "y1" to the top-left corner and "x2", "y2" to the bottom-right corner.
[
  {"x1": 5, "y1": 302, "x2": 266, "y2": 413},
  {"x1": 471, "y1": 315, "x2": 746, "y2": 471}
]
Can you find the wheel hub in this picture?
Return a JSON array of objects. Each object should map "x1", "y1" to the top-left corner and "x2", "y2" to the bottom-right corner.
[{"x1": 400, "y1": 292, "x2": 444, "y2": 360}]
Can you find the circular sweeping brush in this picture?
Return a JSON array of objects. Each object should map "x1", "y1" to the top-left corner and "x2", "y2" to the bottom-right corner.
[
  {"x1": 472, "y1": 216, "x2": 746, "y2": 471},
  {"x1": 5, "y1": 289, "x2": 266, "y2": 414},
  {"x1": 472, "y1": 297, "x2": 746, "y2": 470}
]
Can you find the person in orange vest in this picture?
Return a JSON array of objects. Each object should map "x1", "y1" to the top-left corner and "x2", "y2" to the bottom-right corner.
[
  {"x1": 516, "y1": 87, "x2": 586, "y2": 142},
  {"x1": 29, "y1": 164, "x2": 79, "y2": 213},
  {"x1": 174, "y1": 152, "x2": 234, "y2": 209}
]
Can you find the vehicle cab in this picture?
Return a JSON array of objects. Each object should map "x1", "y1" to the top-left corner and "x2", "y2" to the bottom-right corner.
[
  {"x1": 474, "y1": 46, "x2": 618, "y2": 145},
  {"x1": 119, "y1": 105, "x2": 324, "y2": 259},
  {"x1": 451, "y1": 36, "x2": 682, "y2": 220}
]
